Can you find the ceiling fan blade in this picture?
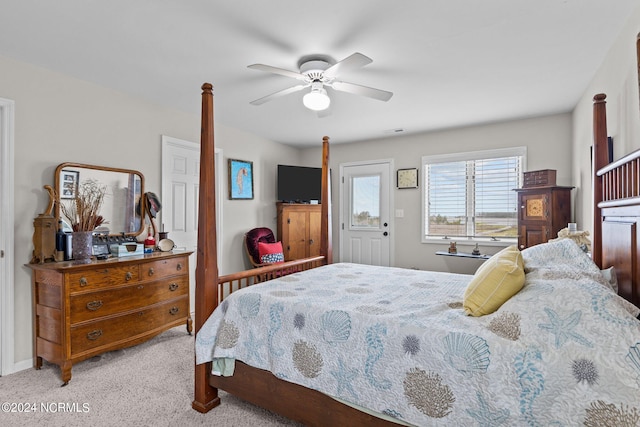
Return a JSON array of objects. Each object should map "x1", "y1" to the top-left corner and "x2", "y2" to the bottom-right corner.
[
  {"x1": 323, "y1": 53, "x2": 372, "y2": 79},
  {"x1": 248, "y1": 64, "x2": 306, "y2": 81},
  {"x1": 249, "y1": 84, "x2": 308, "y2": 105},
  {"x1": 331, "y1": 81, "x2": 393, "y2": 102}
]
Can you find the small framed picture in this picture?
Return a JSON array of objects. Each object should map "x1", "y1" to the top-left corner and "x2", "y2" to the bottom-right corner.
[
  {"x1": 397, "y1": 168, "x2": 418, "y2": 189},
  {"x1": 61, "y1": 170, "x2": 79, "y2": 199},
  {"x1": 228, "y1": 159, "x2": 254, "y2": 200}
]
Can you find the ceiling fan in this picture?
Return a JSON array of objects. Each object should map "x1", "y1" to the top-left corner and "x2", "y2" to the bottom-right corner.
[{"x1": 248, "y1": 52, "x2": 393, "y2": 112}]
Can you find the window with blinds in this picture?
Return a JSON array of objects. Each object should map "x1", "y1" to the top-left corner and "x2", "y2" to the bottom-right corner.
[{"x1": 422, "y1": 147, "x2": 525, "y2": 241}]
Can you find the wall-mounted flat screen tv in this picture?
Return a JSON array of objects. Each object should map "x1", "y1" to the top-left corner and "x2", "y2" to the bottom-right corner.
[{"x1": 277, "y1": 165, "x2": 322, "y2": 203}]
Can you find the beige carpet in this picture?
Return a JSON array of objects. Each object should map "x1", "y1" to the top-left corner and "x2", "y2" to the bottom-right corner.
[{"x1": 0, "y1": 327, "x2": 301, "y2": 427}]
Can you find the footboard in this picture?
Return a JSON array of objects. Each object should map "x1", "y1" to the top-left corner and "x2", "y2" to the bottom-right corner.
[{"x1": 216, "y1": 256, "x2": 326, "y2": 304}]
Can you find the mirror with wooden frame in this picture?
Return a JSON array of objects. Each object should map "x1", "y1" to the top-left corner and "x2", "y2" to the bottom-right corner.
[{"x1": 54, "y1": 162, "x2": 145, "y2": 236}]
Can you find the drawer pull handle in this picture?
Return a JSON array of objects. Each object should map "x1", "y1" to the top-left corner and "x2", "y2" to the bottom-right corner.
[
  {"x1": 148, "y1": 268, "x2": 155, "y2": 277},
  {"x1": 86, "y1": 300, "x2": 103, "y2": 311},
  {"x1": 87, "y1": 330, "x2": 103, "y2": 341},
  {"x1": 169, "y1": 307, "x2": 179, "y2": 315},
  {"x1": 176, "y1": 263, "x2": 183, "y2": 271},
  {"x1": 79, "y1": 277, "x2": 88, "y2": 287},
  {"x1": 169, "y1": 283, "x2": 179, "y2": 291},
  {"x1": 125, "y1": 272, "x2": 132, "y2": 281}
]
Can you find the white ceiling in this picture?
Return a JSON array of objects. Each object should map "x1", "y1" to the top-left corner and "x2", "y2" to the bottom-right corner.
[{"x1": 0, "y1": 0, "x2": 637, "y2": 147}]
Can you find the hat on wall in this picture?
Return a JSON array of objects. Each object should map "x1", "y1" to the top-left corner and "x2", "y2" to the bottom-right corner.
[{"x1": 145, "y1": 192, "x2": 162, "y2": 218}]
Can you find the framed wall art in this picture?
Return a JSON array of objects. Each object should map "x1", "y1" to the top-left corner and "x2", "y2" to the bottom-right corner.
[
  {"x1": 61, "y1": 170, "x2": 79, "y2": 199},
  {"x1": 228, "y1": 158, "x2": 254, "y2": 200}
]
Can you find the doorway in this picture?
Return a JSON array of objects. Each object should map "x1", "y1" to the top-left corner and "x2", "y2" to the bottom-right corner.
[
  {"x1": 0, "y1": 97, "x2": 15, "y2": 376},
  {"x1": 161, "y1": 135, "x2": 222, "y2": 315},
  {"x1": 340, "y1": 159, "x2": 393, "y2": 266}
]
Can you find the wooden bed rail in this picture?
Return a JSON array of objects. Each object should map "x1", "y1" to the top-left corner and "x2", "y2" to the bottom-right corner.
[
  {"x1": 597, "y1": 148, "x2": 640, "y2": 207},
  {"x1": 216, "y1": 256, "x2": 326, "y2": 304}
]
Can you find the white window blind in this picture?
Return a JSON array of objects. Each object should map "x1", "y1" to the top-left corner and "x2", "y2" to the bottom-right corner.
[{"x1": 423, "y1": 147, "x2": 525, "y2": 241}]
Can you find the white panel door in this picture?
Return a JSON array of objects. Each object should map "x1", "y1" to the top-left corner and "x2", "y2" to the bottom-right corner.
[
  {"x1": 340, "y1": 160, "x2": 392, "y2": 266},
  {"x1": 0, "y1": 98, "x2": 15, "y2": 375},
  {"x1": 161, "y1": 136, "x2": 222, "y2": 315}
]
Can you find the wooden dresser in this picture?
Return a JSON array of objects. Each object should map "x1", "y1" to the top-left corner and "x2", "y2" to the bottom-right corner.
[
  {"x1": 277, "y1": 203, "x2": 322, "y2": 261},
  {"x1": 26, "y1": 251, "x2": 192, "y2": 385}
]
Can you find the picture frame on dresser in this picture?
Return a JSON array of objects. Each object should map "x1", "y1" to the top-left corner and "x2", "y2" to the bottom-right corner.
[{"x1": 60, "y1": 170, "x2": 79, "y2": 199}]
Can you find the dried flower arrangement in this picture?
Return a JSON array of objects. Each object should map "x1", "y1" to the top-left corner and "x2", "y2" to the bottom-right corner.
[{"x1": 60, "y1": 179, "x2": 108, "y2": 232}]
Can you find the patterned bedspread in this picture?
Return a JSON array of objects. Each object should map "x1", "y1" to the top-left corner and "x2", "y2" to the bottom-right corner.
[{"x1": 195, "y1": 239, "x2": 640, "y2": 426}]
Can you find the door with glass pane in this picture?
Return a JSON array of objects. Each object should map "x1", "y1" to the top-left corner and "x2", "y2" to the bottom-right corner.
[{"x1": 341, "y1": 161, "x2": 391, "y2": 266}]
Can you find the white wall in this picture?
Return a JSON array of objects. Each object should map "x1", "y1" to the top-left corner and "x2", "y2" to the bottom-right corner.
[
  {"x1": 572, "y1": 6, "x2": 640, "y2": 234},
  {"x1": 302, "y1": 113, "x2": 573, "y2": 274},
  {"x1": 0, "y1": 54, "x2": 301, "y2": 369}
]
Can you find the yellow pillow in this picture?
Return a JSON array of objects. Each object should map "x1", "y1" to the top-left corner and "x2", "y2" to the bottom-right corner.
[{"x1": 463, "y1": 245, "x2": 525, "y2": 316}]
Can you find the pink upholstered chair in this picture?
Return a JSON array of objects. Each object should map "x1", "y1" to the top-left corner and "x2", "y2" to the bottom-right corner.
[{"x1": 244, "y1": 227, "x2": 277, "y2": 268}]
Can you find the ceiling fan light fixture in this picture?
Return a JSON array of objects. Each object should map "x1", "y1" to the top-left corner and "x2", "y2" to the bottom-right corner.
[{"x1": 303, "y1": 86, "x2": 330, "y2": 111}]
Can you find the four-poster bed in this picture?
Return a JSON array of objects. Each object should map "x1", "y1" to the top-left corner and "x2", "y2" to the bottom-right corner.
[{"x1": 192, "y1": 84, "x2": 640, "y2": 425}]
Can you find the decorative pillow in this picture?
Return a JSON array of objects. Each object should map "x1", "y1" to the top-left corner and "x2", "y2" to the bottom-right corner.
[
  {"x1": 258, "y1": 241, "x2": 285, "y2": 264},
  {"x1": 463, "y1": 245, "x2": 525, "y2": 316}
]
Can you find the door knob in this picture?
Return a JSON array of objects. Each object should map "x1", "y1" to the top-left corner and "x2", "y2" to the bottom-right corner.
[{"x1": 383, "y1": 232, "x2": 388, "y2": 236}]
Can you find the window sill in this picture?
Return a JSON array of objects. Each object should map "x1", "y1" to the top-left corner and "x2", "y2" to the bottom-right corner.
[
  {"x1": 435, "y1": 251, "x2": 491, "y2": 260},
  {"x1": 422, "y1": 237, "x2": 516, "y2": 248}
]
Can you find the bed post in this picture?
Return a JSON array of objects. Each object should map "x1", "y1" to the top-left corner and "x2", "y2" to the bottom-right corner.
[
  {"x1": 320, "y1": 136, "x2": 332, "y2": 264},
  {"x1": 192, "y1": 83, "x2": 221, "y2": 413},
  {"x1": 592, "y1": 93, "x2": 607, "y2": 269}
]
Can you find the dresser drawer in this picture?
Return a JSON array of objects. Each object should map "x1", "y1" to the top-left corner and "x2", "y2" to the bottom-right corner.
[
  {"x1": 70, "y1": 296, "x2": 189, "y2": 354},
  {"x1": 139, "y1": 256, "x2": 188, "y2": 280},
  {"x1": 69, "y1": 276, "x2": 189, "y2": 324},
  {"x1": 68, "y1": 265, "x2": 141, "y2": 292}
]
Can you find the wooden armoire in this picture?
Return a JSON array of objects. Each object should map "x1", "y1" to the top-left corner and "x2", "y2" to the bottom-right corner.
[
  {"x1": 514, "y1": 186, "x2": 574, "y2": 249},
  {"x1": 276, "y1": 203, "x2": 322, "y2": 261}
]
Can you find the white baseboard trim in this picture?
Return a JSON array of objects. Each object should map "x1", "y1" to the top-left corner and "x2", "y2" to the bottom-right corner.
[{"x1": 1, "y1": 358, "x2": 32, "y2": 376}]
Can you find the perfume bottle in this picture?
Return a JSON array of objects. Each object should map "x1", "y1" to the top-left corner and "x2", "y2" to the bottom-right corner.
[{"x1": 55, "y1": 220, "x2": 66, "y2": 261}]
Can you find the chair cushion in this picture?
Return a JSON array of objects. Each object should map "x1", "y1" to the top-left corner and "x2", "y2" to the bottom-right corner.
[
  {"x1": 463, "y1": 245, "x2": 525, "y2": 316},
  {"x1": 245, "y1": 227, "x2": 276, "y2": 264},
  {"x1": 258, "y1": 241, "x2": 285, "y2": 264}
]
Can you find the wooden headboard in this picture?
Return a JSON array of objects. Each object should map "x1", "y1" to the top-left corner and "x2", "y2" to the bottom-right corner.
[{"x1": 592, "y1": 93, "x2": 640, "y2": 307}]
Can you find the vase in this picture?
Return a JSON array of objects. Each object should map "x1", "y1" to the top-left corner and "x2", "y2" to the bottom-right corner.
[{"x1": 72, "y1": 231, "x2": 94, "y2": 263}]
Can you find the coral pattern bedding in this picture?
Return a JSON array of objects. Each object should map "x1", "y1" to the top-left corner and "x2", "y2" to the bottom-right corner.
[{"x1": 195, "y1": 240, "x2": 640, "y2": 426}]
